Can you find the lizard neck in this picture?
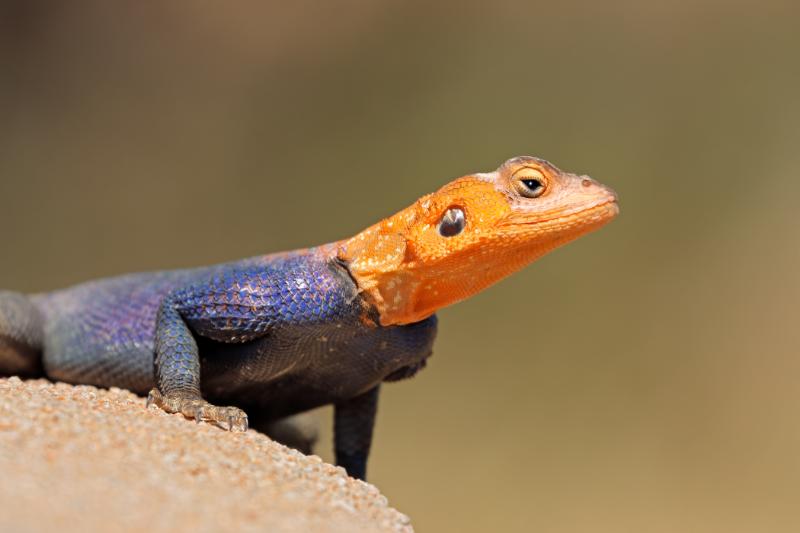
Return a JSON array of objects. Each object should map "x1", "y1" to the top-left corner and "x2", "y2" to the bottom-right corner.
[{"x1": 334, "y1": 215, "x2": 421, "y2": 326}]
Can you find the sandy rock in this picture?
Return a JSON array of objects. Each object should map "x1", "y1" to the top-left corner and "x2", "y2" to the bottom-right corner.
[{"x1": 0, "y1": 378, "x2": 413, "y2": 533}]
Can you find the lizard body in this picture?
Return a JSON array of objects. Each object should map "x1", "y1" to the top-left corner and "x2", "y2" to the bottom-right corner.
[{"x1": 0, "y1": 156, "x2": 617, "y2": 479}]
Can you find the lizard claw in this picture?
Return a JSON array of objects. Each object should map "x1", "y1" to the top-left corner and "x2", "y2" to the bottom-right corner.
[
  {"x1": 146, "y1": 388, "x2": 161, "y2": 409},
  {"x1": 226, "y1": 409, "x2": 248, "y2": 432},
  {"x1": 145, "y1": 388, "x2": 248, "y2": 432}
]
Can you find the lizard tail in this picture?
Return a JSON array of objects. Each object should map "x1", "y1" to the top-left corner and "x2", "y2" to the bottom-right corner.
[{"x1": 0, "y1": 291, "x2": 44, "y2": 377}]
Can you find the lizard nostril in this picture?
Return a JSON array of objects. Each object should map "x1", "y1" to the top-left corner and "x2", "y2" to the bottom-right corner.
[{"x1": 581, "y1": 178, "x2": 593, "y2": 188}]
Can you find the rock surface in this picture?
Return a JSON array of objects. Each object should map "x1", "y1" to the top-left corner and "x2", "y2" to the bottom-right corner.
[{"x1": 0, "y1": 378, "x2": 412, "y2": 533}]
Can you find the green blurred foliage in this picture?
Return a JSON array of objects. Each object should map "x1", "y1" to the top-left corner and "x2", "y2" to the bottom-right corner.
[{"x1": 1, "y1": 1, "x2": 799, "y2": 531}]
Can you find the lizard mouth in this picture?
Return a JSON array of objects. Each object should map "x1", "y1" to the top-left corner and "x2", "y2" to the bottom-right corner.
[
  {"x1": 536, "y1": 198, "x2": 618, "y2": 223},
  {"x1": 505, "y1": 198, "x2": 619, "y2": 230}
]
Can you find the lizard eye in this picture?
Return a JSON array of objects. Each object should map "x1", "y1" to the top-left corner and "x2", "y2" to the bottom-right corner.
[
  {"x1": 438, "y1": 207, "x2": 466, "y2": 237},
  {"x1": 513, "y1": 168, "x2": 547, "y2": 198}
]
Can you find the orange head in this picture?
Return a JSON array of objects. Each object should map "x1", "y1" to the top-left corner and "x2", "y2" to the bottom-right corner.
[{"x1": 337, "y1": 156, "x2": 619, "y2": 326}]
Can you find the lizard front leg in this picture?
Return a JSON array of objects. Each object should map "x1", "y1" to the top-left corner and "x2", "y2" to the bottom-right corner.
[
  {"x1": 147, "y1": 294, "x2": 249, "y2": 431},
  {"x1": 335, "y1": 386, "x2": 380, "y2": 480}
]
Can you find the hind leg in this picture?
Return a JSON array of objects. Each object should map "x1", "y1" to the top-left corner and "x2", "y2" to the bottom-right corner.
[
  {"x1": 251, "y1": 411, "x2": 320, "y2": 455},
  {"x1": 0, "y1": 291, "x2": 43, "y2": 377}
]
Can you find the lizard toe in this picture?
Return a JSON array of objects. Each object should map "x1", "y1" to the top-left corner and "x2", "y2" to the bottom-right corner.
[
  {"x1": 219, "y1": 406, "x2": 248, "y2": 432},
  {"x1": 146, "y1": 388, "x2": 248, "y2": 432}
]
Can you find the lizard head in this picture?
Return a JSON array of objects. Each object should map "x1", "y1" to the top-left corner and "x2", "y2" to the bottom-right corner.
[{"x1": 338, "y1": 156, "x2": 619, "y2": 326}]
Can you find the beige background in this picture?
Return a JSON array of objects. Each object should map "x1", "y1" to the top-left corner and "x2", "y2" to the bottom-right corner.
[{"x1": 1, "y1": 1, "x2": 799, "y2": 531}]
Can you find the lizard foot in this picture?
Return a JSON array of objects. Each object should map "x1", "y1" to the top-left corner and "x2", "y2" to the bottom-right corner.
[{"x1": 146, "y1": 389, "x2": 248, "y2": 431}]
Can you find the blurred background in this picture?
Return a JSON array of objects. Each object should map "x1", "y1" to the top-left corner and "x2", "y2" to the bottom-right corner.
[{"x1": 1, "y1": 1, "x2": 799, "y2": 531}]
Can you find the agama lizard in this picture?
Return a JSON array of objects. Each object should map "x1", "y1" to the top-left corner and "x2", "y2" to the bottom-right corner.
[{"x1": 0, "y1": 157, "x2": 618, "y2": 480}]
